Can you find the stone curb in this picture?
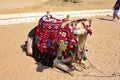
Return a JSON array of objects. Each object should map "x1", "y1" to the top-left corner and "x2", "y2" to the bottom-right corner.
[{"x1": 0, "y1": 9, "x2": 114, "y2": 25}]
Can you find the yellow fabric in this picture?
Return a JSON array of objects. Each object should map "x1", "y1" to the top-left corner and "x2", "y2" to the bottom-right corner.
[{"x1": 59, "y1": 40, "x2": 67, "y2": 51}]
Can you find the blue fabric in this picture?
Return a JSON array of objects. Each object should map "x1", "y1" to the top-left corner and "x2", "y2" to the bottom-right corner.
[{"x1": 113, "y1": 10, "x2": 119, "y2": 16}]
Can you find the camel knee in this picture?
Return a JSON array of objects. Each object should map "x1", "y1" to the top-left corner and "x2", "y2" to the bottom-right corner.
[{"x1": 53, "y1": 58, "x2": 73, "y2": 72}]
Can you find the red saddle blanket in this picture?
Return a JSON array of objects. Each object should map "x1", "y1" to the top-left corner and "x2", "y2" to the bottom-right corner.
[{"x1": 34, "y1": 16, "x2": 78, "y2": 60}]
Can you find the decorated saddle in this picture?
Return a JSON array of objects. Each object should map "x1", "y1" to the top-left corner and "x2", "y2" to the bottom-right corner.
[{"x1": 33, "y1": 15, "x2": 78, "y2": 66}]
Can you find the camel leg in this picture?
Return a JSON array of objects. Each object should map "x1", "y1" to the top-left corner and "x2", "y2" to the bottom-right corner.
[
  {"x1": 26, "y1": 36, "x2": 33, "y2": 56},
  {"x1": 77, "y1": 34, "x2": 87, "y2": 60},
  {"x1": 26, "y1": 26, "x2": 37, "y2": 56},
  {"x1": 53, "y1": 58, "x2": 73, "y2": 73}
]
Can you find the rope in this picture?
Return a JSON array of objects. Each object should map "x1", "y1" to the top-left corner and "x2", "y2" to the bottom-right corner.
[
  {"x1": 87, "y1": 58, "x2": 107, "y2": 75},
  {"x1": 77, "y1": 58, "x2": 120, "y2": 77}
]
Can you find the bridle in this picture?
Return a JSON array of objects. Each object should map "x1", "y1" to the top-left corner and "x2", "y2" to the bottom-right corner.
[
  {"x1": 61, "y1": 19, "x2": 92, "y2": 64},
  {"x1": 61, "y1": 19, "x2": 92, "y2": 36}
]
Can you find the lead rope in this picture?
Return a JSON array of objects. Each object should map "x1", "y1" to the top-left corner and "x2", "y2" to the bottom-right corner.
[{"x1": 77, "y1": 58, "x2": 120, "y2": 77}]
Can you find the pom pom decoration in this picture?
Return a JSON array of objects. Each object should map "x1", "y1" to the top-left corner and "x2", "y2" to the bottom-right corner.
[
  {"x1": 81, "y1": 59, "x2": 85, "y2": 64},
  {"x1": 85, "y1": 49, "x2": 88, "y2": 52},
  {"x1": 69, "y1": 50, "x2": 74, "y2": 56},
  {"x1": 59, "y1": 40, "x2": 67, "y2": 51},
  {"x1": 83, "y1": 56, "x2": 87, "y2": 61}
]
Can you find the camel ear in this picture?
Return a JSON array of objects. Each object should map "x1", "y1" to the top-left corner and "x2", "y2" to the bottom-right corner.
[{"x1": 88, "y1": 19, "x2": 92, "y2": 26}]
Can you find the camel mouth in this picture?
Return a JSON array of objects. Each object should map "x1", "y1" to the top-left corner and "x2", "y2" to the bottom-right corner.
[
  {"x1": 73, "y1": 33, "x2": 80, "y2": 37},
  {"x1": 73, "y1": 29, "x2": 86, "y2": 36}
]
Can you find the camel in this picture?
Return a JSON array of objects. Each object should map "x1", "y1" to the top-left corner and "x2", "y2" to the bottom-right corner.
[
  {"x1": 25, "y1": 16, "x2": 92, "y2": 75},
  {"x1": 53, "y1": 19, "x2": 92, "y2": 75}
]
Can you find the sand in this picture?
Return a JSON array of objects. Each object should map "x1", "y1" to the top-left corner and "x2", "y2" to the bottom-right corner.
[
  {"x1": 0, "y1": 0, "x2": 120, "y2": 80},
  {"x1": 0, "y1": 0, "x2": 115, "y2": 14},
  {"x1": 0, "y1": 16, "x2": 120, "y2": 80}
]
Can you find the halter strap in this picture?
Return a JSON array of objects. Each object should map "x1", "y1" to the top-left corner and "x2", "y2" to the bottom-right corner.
[{"x1": 81, "y1": 21, "x2": 92, "y2": 36}]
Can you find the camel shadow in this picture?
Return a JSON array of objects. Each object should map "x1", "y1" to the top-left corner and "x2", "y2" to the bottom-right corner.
[
  {"x1": 20, "y1": 41, "x2": 28, "y2": 56},
  {"x1": 20, "y1": 43, "x2": 52, "y2": 72},
  {"x1": 35, "y1": 62, "x2": 50, "y2": 72}
]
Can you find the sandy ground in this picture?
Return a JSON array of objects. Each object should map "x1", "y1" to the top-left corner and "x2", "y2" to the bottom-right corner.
[
  {"x1": 0, "y1": 0, "x2": 120, "y2": 80},
  {"x1": 0, "y1": 0, "x2": 115, "y2": 14},
  {"x1": 0, "y1": 16, "x2": 120, "y2": 80}
]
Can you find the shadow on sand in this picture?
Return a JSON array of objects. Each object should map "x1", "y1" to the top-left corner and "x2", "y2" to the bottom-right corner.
[
  {"x1": 20, "y1": 43, "x2": 52, "y2": 72},
  {"x1": 36, "y1": 62, "x2": 50, "y2": 72},
  {"x1": 97, "y1": 18, "x2": 113, "y2": 21}
]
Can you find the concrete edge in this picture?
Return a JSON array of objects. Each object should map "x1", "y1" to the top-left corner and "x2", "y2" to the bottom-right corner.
[{"x1": 0, "y1": 9, "x2": 114, "y2": 25}]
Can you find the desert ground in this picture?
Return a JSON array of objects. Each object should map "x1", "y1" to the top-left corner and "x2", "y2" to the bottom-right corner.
[
  {"x1": 0, "y1": 0, "x2": 116, "y2": 14},
  {"x1": 0, "y1": 0, "x2": 120, "y2": 80}
]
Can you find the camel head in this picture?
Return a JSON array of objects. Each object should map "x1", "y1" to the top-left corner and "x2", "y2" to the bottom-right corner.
[
  {"x1": 60, "y1": 19, "x2": 92, "y2": 63},
  {"x1": 72, "y1": 19, "x2": 92, "y2": 37},
  {"x1": 61, "y1": 18, "x2": 92, "y2": 37}
]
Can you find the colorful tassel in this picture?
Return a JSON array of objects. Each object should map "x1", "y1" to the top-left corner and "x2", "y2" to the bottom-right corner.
[
  {"x1": 35, "y1": 36, "x2": 38, "y2": 43},
  {"x1": 48, "y1": 39, "x2": 51, "y2": 47},
  {"x1": 83, "y1": 56, "x2": 87, "y2": 61},
  {"x1": 59, "y1": 40, "x2": 67, "y2": 51}
]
